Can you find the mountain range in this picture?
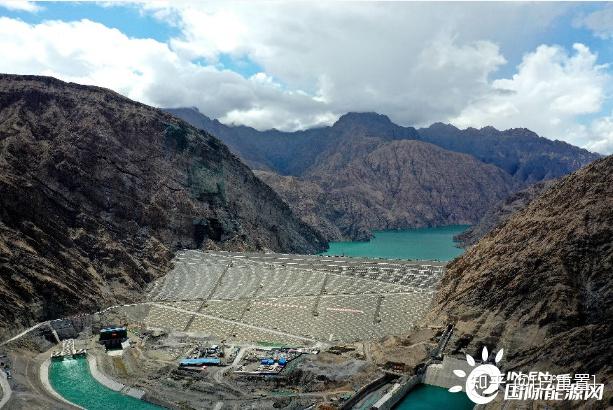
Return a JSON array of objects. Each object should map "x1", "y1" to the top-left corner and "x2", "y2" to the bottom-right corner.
[
  {"x1": 167, "y1": 107, "x2": 600, "y2": 241},
  {"x1": 0, "y1": 74, "x2": 610, "y2": 394},
  {"x1": 0, "y1": 75, "x2": 324, "y2": 335}
]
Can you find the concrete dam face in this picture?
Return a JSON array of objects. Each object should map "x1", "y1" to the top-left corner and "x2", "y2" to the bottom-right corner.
[{"x1": 143, "y1": 250, "x2": 445, "y2": 344}]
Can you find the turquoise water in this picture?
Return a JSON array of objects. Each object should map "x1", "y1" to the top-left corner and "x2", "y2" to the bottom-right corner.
[
  {"x1": 394, "y1": 384, "x2": 473, "y2": 410},
  {"x1": 321, "y1": 225, "x2": 469, "y2": 261},
  {"x1": 49, "y1": 357, "x2": 163, "y2": 410}
]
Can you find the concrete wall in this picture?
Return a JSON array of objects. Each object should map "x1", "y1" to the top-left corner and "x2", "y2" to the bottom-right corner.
[
  {"x1": 371, "y1": 375, "x2": 422, "y2": 410},
  {"x1": 424, "y1": 356, "x2": 472, "y2": 388},
  {"x1": 88, "y1": 355, "x2": 145, "y2": 399},
  {"x1": 372, "y1": 356, "x2": 477, "y2": 410},
  {"x1": 340, "y1": 374, "x2": 395, "y2": 410}
]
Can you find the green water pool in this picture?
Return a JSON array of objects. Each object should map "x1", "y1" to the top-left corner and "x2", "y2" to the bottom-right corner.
[
  {"x1": 48, "y1": 357, "x2": 163, "y2": 410},
  {"x1": 394, "y1": 384, "x2": 473, "y2": 409},
  {"x1": 320, "y1": 225, "x2": 469, "y2": 261}
]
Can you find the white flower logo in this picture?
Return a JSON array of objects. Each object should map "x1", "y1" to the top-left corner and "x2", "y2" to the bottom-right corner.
[{"x1": 449, "y1": 346, "x2": 504, "y2": 405}]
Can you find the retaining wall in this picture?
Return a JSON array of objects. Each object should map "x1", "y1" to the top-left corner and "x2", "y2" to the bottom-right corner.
[
  {"x1": 88, "y1": 355, "x2": 145, "y2": 398},
  {"x1": 423, "y1": 356, "x2": 471, "y2": 388}
]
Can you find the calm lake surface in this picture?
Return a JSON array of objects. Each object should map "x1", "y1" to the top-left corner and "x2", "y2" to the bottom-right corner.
[
  {"x1": 394, "y1": 384, "x2": 473, "y2": 410},
  {"x1": 49, "y1": 357, "x2": 163, "y2": 410},
  {"x1": 320, "y1": 225, "x2": 469, "y2": 261}
]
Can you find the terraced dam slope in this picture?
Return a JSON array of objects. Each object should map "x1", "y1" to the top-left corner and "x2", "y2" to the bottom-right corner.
[{"x1": 143, "y1": 251, "x2": 445, "y2": 344}]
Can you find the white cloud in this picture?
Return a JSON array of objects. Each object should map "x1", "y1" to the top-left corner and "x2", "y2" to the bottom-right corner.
[
  {"x1": 0, "y1": 0, "x2": 40, "y2": 12},
  {"x1": 573, "y1": 4, "x2": 613, "y2": 39},
  {"x1": 0, "y1": 3, "x2": 610, "y2": 153},
  {"x1": 148, "y1": 2, "x2": 558, "y2": 128},
  {"x1": 451, "y1": 44, "x2": 612, "y2": 153},
  {"x1": 567, "y1": 112, "x2": 613, "y2": 154},
  {"x1": 0, "y1": 17, "x2": 329, "y2": 130}
]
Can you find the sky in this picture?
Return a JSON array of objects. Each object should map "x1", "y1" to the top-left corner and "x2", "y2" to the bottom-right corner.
[{"x1": 0, "y1": 1, "x2": 612, "y2": 154}]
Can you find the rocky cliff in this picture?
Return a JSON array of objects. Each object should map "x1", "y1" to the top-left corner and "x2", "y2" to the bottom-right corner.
[
  {"x1": 254, "y1": 171, "x2": 346, "y2": 241},
  {"x1": 454, "y1": 180, "x2": 555, "y2": 248},
  {"x1": 428, "y1": 155, "x2": 612, "y2": 394},
  {"x1": 0, "y1": 75, "x2": 325, "y2": 336}
]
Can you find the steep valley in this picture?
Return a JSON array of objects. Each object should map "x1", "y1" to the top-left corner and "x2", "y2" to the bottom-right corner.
[
  {"x1": 258, "y1": 140, "x2": 516, "y2": 241},
  {"x1": 454, "y1": 180, "x2": 556, "y2": 248}
]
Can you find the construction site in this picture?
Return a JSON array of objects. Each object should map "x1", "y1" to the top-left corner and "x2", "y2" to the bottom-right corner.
[{"x1": 0, "y1": 251, "x2": 452, "y2": 410}]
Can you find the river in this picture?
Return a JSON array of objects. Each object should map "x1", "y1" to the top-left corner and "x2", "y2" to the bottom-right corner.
[{"x1": 394, "y1": 384, "x2": 473, "y2": 409}]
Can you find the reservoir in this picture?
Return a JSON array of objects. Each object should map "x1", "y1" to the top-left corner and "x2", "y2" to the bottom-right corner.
[
  {"x1": 49, "y1": 356, "x2": 163, "y2": 410},
  {"x1": 321, "y1": 225, "x2": 469, "y2": 261},
  {"x1": 393, "y1": 384, "x2": 473, "y2": 410}
]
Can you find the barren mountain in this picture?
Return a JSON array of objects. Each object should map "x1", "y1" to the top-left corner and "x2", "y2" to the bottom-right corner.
[
  {"x1": 428, "y1": 155, "x2": 613, "y2": 395},
  {"x1": 167, "y1": 108, "x2": 599, "y2": 183},
  {"x1": 418, "y1": 122, "x2": 600, "y2": 183},
  {"x1": 454, "y1": 180, "x2": 555, "y2": 248},
  {"x1": 259, "y1": 140, "x2": 516, "y2": 241},
  {"x1": 169, "y1": 108, "x2": 599, "y2": 241},
  {"x1": 0, "y1": 75, "x2": 325, "y2": 337},
  {"x1": 254, "y1": 171, "x2": 346, "y2": 241}
]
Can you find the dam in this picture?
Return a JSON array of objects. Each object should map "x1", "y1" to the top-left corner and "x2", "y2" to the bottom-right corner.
[
  {"x1": 143, "y1": 250, "x2": 446, "y2": 344},
  {"x1": 11, "y1": 229, "x2": 466, "y2": 410}
]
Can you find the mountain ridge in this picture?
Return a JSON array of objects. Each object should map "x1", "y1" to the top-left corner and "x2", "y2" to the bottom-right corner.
[
  {"x1": 166, "y1": 107, "x2": 600, "y2": 180},
  {"x1": 0, "y1": 74, "x2": 325, "y2": 336},
  {"x1": 168, "y1": 107, "x2": 599, "y2": 240}
]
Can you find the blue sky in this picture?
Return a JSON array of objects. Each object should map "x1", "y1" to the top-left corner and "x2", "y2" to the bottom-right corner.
[
  {"x1": 1, "y1": 2, "x2": 177, "y2": 41},
  {"x1": 0, "y1": 1, "x2": 612, "y2": 153}
]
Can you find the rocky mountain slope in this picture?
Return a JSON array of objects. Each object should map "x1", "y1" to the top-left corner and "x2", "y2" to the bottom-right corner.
[
  {"x1": 167, "y1": 108, "x2": 599, "y2": 182},
  {"x1": 259, "y1": 141, "x2": 516, "y2": 241},
  {"x1": 169, "y1": 108, "x2": 599, "y2": 241},
  {"x1": 0, "y1": 75, "x2": 325, "y2": 337},
  {"x1": 165, "y1": 107, "x2": 335, "y2": 175},
  {"x1": 254, "y1": 171, "x2": 346, "y2": 240},
  {"x1": 454, "y1": 180, "x2": 555, "y2": 248},
  {"x1": 428, "y1": 155, "x2": 612, "y2": 391},
  {"x1": 418, "y1": 123, "x2": 599, "y2": 184}
]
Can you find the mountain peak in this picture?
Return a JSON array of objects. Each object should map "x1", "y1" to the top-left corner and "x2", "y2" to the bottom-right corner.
[
  {"x1": 479, "y1": 125, "x2": 500, "y2": 133},
  {"x1": 505, "y1": 127, "x2": 540, "y2": 138},
  {"x1": 334, "y1": 112, "x2": 393, "y2": 128},
  {"x1": 427, "y1": 122, "x2": 460, "y2": 132}
]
